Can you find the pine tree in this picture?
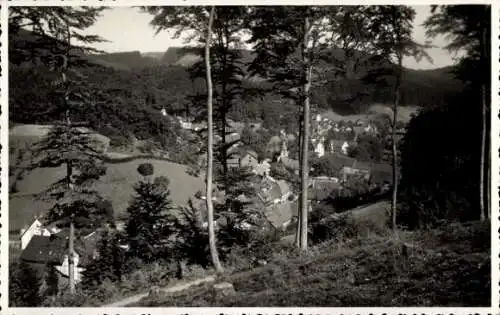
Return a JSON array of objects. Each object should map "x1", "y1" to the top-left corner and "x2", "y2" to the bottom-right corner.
[
  {"x1": 11, "y1": 6, "x2": 108, "y2": 295},
  {"x1": 125, "y1": 167, "x2": 176, "y2": 263},
  {"x1": 205, "y1": 6, "x2": 225, "y2": 274},
  {"x1": 174, "y1": 199, "x2": 211, "y2": 268},
  {"x1": 81, "y1": 229, "x2": 125, "y2": 288}
]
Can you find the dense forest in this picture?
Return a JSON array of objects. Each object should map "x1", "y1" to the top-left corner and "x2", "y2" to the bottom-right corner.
[{"x1": 10, "y1": 29, "x2": 463, "y2": 150}]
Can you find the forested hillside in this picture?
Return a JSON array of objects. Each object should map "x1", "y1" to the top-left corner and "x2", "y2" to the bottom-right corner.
[{"x1": 9, "y1": 29, "x2": 463, "y2": 148}]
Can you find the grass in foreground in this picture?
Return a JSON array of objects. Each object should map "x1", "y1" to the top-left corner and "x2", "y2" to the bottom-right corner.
[{"x1": 135, "y1": 221, "x2": 490, "y2": 307}]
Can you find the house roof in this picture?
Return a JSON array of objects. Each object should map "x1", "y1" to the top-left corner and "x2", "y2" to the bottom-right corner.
[
  {"x1": 20, "y1": 230, "x2": 100, "y2": 267},
  {"x1": 20, "y1": 218, "x2": 42, "y2": 237},
  {"x1": 240, "y1": 150, "x2": 258, "y2": 160},
  {"x1": 20, "y1": 234, "x2": 68, "y2": 265},
  {"x1": 276, "y1": 180, "x2": 290, "y2": 197},
  {"x1": 309, "y1": 180, "x2": 340, "y2": 201},
  {"x1": 265, "y1": 200, "x2": 298, "y2": 228}
]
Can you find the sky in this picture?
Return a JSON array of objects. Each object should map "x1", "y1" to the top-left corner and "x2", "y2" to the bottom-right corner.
[{"x1": 83, "y1": 6, "x2": 459, "y2": 70}]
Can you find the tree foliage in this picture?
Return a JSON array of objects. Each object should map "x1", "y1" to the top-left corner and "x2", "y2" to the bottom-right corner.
[
  {"x1": 399, "y1": 5, "x2": 491, "y2": 228},
  {"x1": 126, "y1": 175, "x2": 177, "y2": 263},
  {"x1": 81, "y1": 229, "x2": 125, "y2": 288},
  {"x1": 9, "y1": 261, "x2": 43, "y2": 307}
]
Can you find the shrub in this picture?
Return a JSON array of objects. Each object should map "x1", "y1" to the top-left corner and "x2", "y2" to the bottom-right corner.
[
  {"x1": 42, "y1": 289, "x2": 87, "y2": 307},
  {"x1": 309, "y1": 213, "x2": 360, "y2": 244},
  {"x1": 9, "y1": 261, "x2": 43, "y2": 307},
  {"x1": 137, "y1": 163, "x2": 154, "y2": 177}
]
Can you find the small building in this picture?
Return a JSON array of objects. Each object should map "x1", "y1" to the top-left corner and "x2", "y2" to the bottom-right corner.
[
  {"x1": 239, "y1": 150, "x2": 259, "y2": 169},
  {"x1": 329, "y1": 139, "x2": 350, "y2": 155},
  {"x1": 20, "y1": 231, "x2": 99, "y2": 284},
  {"x1": 314, "y1": 137, "x2": 326, "y2": 157},
  {"x1": 309, "y1": 177, "x2": 341, "y2": 201},
  {"x1": 339, "y1": 160, "x2": 372, "y2": 182},
  {"x1": 19, "y1": 219, "x2": 61, "y2": 250},
  {"x1": 227, "y1": 149, "x2": 259, "y2": 171},
  {"x1": 265, "y1": 199, "x2": 298, "y2": 231},
  {"x1": 254, "y1": 159, "x2": 271, "y2": 177}
]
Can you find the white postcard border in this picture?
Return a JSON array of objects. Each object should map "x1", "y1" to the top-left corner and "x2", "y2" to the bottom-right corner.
[{"x1": 1, "y1": 0, "x2": 498, "y2": 314}]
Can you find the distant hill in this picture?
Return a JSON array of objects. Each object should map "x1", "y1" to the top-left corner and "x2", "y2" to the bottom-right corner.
[
  {"x1": 87, "y1": 51, "x2": 160, "y2": 70},
  {"x1": 9, "y1": 28, "x2": 464, "y2": 141},
  {"x1": 142, "y1": 51, "x2": 165, "y2": 60}
]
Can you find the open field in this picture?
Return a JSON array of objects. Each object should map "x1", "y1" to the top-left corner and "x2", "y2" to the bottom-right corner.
[
  {"x1": 9, "y1": 157, "x2": 204, "y2": 231},
  {"x1": 135, "y1": 220, "x2": 490, "y2": 307},
  {"x1": 9, "y1": 124, "x2": 205, "y2": 231}
]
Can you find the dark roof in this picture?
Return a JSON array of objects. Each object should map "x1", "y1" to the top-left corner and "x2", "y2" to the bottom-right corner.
[
  {"x1": 240, "y1": 150, "x2": 258, "y2": 160},
  {"x1": 20, "y1": 234, "x2": 68, "y2": 265},
  {"x1": 20, "y1": 231, "x2": 100, "y2": 267}
]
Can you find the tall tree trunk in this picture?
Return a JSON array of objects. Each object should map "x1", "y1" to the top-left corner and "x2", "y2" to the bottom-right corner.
[
  {"x1": 205, "y1": 6, "x2": 223, "y2": 274},
  {"x1": 391, "y1": 55, "x2": 402, "y2": 233},
  {"x1": 295, "y1": 106, "x2": 303, "y2": 248},
  {"x1": 300, "y1": 16, "x2": 311, "y2": 251},
  {"x1": 480, "y1": 83, "x2": 486, "y2": 221},
  {"x1": 65, "y1": 95, "x2": 76, "y2": 294},
  {"x1": 68, "y1": 220, "x2": 75, "y2": 293},
  {"x1": 479, "y1": 14, "x2": 488, "y2": 221}
]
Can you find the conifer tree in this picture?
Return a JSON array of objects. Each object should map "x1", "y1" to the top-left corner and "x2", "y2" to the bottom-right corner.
[
  {"x1": 125, "y1": 166, "x2": 176, "y2": 263},
  {"x1": 81, "y1": 228, "x2": 125, "y2": 288},
  {"x1": 11, "y1": 6, "x2": 109, "y2": 295}
]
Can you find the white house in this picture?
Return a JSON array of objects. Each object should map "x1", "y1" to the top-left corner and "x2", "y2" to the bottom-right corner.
[
  {"x1": 314, "y1": 137, "x2": 326, "y2": 157},
  {"x1": 341, "y1": 141, "x2": 350, "y2": 155},
  {"x1": 20, "y1": 219, "x2": 52, "y2": 250},
  {"x1": 254, "y1": 159, "x2": 271, "y2": 177},
  {"x1": 161, "y1": 108, "x2": 167, "y2": 117}
]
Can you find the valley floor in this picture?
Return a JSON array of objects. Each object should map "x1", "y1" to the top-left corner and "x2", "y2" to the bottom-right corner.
[{"x1": 134, "y1": 220, "x2": 490, "y2": 307}]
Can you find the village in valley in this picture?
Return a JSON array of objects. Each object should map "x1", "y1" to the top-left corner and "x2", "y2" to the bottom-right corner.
[{"x1": 7, "y1": 5, "x2": 491, "y2": 308}]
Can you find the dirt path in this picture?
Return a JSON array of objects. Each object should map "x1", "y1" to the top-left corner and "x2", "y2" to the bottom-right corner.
[{"x1": 101, "y1": 275, "x2": 216, "y2": 307}]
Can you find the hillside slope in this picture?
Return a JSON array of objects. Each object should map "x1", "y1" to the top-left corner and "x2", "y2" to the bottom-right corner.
[
  {"x1": 9, "y1": 157, "x2": 204, "y2": 232},
  {"x1": 136, "y1": 221, "x2": 490, "y2": 307}
]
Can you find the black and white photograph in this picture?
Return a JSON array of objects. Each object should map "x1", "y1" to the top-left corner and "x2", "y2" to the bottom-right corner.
[{"x1": 4, "y1": 3, "x2": 495, "y2": 310}]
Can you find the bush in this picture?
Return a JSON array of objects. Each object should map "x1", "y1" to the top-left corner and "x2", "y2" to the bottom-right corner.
[
  {"x1": 309, "y1": 213, "x2": 360, "y2": 245},
  {"x1": 42, "y1": 289, "x2": 88, "y2": 307},
  {"x1": 9, "y1": 261, "x2": 43, "y2": 307},
  {"x1": 137, "y1": 163, "x2": 154, "y2": 177}
]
